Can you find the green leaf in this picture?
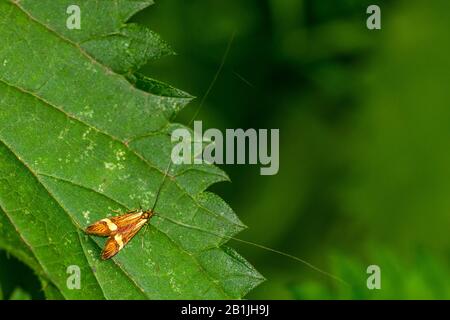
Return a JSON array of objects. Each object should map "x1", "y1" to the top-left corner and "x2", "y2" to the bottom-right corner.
[
  {"x1": 0, "y1": 249, "x2": 45, "y2": 299},
  {"x1": 81, "y1": 23, "x2": 175, "y2": 75},
  {"x1": 0, "y1": 207, "x2": 44, "y2": 275},
  {"x1": 0, "y1": 0, "x2": 263, "y2": 299},
  {"x1": 9, "y1": 287, "x2": 32, "y2": 300},
  {"x1": 41, "y1": 279, "x2": 65, "y2": 300}
]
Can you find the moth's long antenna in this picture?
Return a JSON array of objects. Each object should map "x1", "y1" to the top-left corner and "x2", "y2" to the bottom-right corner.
[
  {"x1": 145, "y1": 33, "x2": 345, "y2": 285},
  {"x1": 154, "y1": 214, "x2": 349, "y2": 286},
  {"x1": 151, "y1": 161, "x2": 172, "y2": 212},
  {"x1": 151, "y1": 31, "x2": 235, "y2": 212},
  {"x1": 188, "y1": 30, "x2": 235, "y2": 124}
]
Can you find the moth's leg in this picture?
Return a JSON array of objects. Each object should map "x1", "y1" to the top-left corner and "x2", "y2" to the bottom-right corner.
[
  {"x1": 140, "y1": 224, "x2": 146, "y2": 249},
  {"x1": 140, "y1": 223, "x2": 150, "y2": 249}
]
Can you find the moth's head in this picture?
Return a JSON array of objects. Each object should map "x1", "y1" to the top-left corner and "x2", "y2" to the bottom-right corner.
[{"x1": 141, "y1": 210, "x2": 154, "y2": 219}]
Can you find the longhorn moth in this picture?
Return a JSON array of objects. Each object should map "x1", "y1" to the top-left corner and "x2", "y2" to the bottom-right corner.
[
  {"x1": 85, "y1": 209, "x2": 154, "y2": 260},
  {"x1": 84, "y1": 160, "x2": 346, "y2": 282},
  {"x1": 85, "y1": 203, "x2": 347, "y2": 284}
]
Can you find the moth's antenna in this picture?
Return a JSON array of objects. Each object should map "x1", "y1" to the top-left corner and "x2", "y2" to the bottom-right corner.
[
  {"x1": 155, "y1": 214, "x2": 349, "y2": 286},
  {"x1": 151, "y1": 161, "x2": 172, "y2": 212},
  {"x1": 148, "y1": 33, "x2": 346, "y2": 286},
  {"x1": 188, "y1": 30, "x2": 236, "y2": 124},
  {"x1": 151, "y1": 31, "x2": 236, "y2": 212}
]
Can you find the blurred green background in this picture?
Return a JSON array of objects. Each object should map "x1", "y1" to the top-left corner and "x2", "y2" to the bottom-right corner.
[{"x1": 1, "y1": 0, "x2": 449, "y2": 299}]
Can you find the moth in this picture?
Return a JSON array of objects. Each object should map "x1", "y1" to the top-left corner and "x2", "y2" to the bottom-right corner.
[
  {"x1": 84, "y1": 201, "x2": 345, "y2": 284},
  {"x1": 85, "y1": 209, "x2": 154, "y2": 260}
]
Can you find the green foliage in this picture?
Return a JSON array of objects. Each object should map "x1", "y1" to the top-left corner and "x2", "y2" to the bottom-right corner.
[
  {"x1": 290, "y1": 249, "x2": 450, "y2": 299},
  {"x1": 9, "y1": 287, "x2": 32, "y2": 300},
  {"x1": 342, "y1": 0, "x2": 450, "y2": 250},
  {"x1": 0, "y1": 251, "x2": 44, "y2": 300},
  {"x1": 0, "y1": 0, "x2": 262, "y2": 299}
]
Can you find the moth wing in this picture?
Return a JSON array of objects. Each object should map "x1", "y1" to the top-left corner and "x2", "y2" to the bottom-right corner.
[
  {"x1": 101, "y1": 218, "x2": 148, "y2": 260},
  {"x1": 121, "y1": 219, "x2": 148, "y2": 246},
  {"x1": 101, "y1": 236, "x2": 120, "y2": 260},
  {"x1": 110, "y1": 212, "x2": 143, "y2": 229},
  {"x1": 85, "y1": 219, "x2": 113, "y2": 236},
  {"x1": 85, "y1": 212, "x2": 143, "y2": 237}
]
